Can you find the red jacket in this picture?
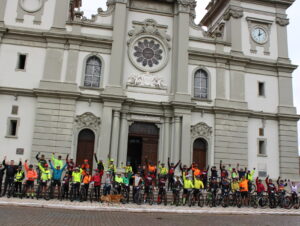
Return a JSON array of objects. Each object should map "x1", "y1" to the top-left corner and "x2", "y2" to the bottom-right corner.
[
  {"x1": 265, "y1": 177, "x2": 277, "y2": 193},
  {"x1": 256, "y1": 178, "x2": 265, "y2": 193},
  {"x1": 92, "y1": 173, "x2": 102, "y2": 186}
]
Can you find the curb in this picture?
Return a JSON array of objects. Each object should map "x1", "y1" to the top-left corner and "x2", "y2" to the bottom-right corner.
[{"x1": 0, "y1": 201, "x2": 300, "y2": 215}]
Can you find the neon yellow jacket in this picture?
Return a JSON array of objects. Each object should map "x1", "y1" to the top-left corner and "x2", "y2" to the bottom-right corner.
[
  {"x1": 115, "y1": 176, "x2": 123, "y2": 183},
  {"x1": 72, "y1": 169, "x2": 83, "y2": 183},
  {"x1": 52, "y1": 154, "x2": 63, "y2": 169},
  {"x1": 183, "y1": 173, "x2": 194, "y2": 189},
  {"x1": 194, "y1": 177, "x2": 204, "y2": 189},
  {"x1": 159, "y1": 166, "x2": 168, "y2": 175},
  {"x1": 38, "y1": 163, "x2": 51, "y2": 181}
]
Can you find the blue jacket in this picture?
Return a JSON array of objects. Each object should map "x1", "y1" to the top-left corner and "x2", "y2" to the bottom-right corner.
[{"x1": 50, "y1": 161, "x2": 67, "y2": 180}]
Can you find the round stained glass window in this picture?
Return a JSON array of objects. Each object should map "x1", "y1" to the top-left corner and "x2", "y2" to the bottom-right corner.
[{"x1": 129, "y1": 36, "x2": 168, "y2": 73}]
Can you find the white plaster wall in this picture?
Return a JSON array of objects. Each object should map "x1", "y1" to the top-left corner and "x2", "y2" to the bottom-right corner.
[
  {"x1": 188, "y1": 65, "x2": 216, "y2": 106},
  {"x1": 245, "y1": 73, "x2": 278, "y2": 113},
  {"x1": 76, "y1": 51, "x2": 111, "y2": 92},
  {"x1": 189, "y1": 27, "x2": 205, "y2": 38},
  {"x1": 189, "y1": 41, "x2": 216, "y2": 51},
  {"x1": 80, "y1": 27, "x2": 113, "y2": 37},
  {"x1": 0, "y1": 95, "x2": 36, "y2": 162},
  {"x1": 75, "y1": 101, "x2": 103, "y2": 118},
  {"x1": 94, "y1": 14, "x2": 113, "y2": 25},
  {"x1": 191, "y1": 112, "x2": 215, "y2": 167},
  {"x1": 241, "y1": 12, "x2": 278, "y2": 60},
  {"x1": 241, "y1": 2, "x2": 276, "y2": 14},
  {"x1": 248, "y1": 118, "x2": 279, "y2": 178},
  {"x1": 4, "y1": 0, "x2": 55, "y2": 30},
  {"x1": 0, "y1": 44, "x2": 46, "y2": 89}
]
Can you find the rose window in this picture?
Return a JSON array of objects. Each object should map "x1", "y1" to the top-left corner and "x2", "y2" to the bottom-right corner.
[{"x1": 133, "y1": 39, "x2": 163, "y2": 68}]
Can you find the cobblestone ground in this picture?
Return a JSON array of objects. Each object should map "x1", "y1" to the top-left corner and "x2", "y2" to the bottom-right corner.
[{"x1": 0, "y1": 205, "x2": 300, "y2": 226}]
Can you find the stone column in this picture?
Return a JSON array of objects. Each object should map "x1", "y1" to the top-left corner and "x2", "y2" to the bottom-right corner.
[
  {"x1": 110, "y1": 110, "x2": 121, "y2": 162},
  {"x1": 65, "y1": 41, "x2": 80, "y2": 83},
  {"x1": 181, "y1": 113, "x2": 191, "y2": 165},
  {"x1": 163, "y1": 117, "x2": 171, "y2": 163},
  {"x1": 0, "y1": 0, "x2": 7, "y2": 27},
  {"x1": 275, "y1": 10, "x2": 290, "y2": 63},
  {"x1": 51, "y1": 0, "x2": 69, "y2": 31},
  {"x1": 104, "y1": 0, "x2": 128, "y2": 96},
  {"x1": 172, "y1": 2, "x2": 191, "y2": 102},
  {"x1": 173, "y1": 116, "x2": 181, "y2": 163},
  {"x1": 118, "y1": 112, "x2": 129, "y2": 166},
  {"x1": 215, "y1": 59, "x2": 227, "y2": 100}
]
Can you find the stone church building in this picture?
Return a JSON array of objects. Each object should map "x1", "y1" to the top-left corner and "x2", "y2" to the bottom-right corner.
[{"x1": 0, "y1": 0, "x2": 299, "y2": 178}]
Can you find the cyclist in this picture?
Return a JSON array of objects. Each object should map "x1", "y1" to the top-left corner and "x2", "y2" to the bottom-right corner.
[
  {"x1": 182, "y1": 173, "x2": 194, "y2": 205},
  {"x1": 210, "y1": 166, "x2": 218, "y2": 180},
  {"x1": 66, "y1": 154, "x2": 75, "y2": 177},
  {"x1": 265, "y1": 175, "x2": 277, "y2": 207},
  {"x1": 208, "y1": 177, "x2": 219, "y2": 207},
  {"x1": 121, "y1": 161, "x2": 133, "y2": 185},
  {"x1": 61, "y1": 172, "x2": 70, "y2": 199},
  {"x1": 81, "y1": 159, "x2": 90, "y2": 175},
  {"x1": 51, "y1": 153, "x2": 63, "y2": 169},
  {"x1": 255, "y1": 177, "x2": 265, "y2": 196},
  {"x1": 103, "y1": 171, "x2": 113, "y2": 196},
  {"x1": 158, "y1": 161, "x2": 168, "y2": 178},
  {"x1": 38, "y1": 162, "x2": 52, "y2": 198},
  {"x1": 157, "y1": 174, "x2": 167, "y2": 204},
  {"x1": 107, "y1": 157, "x2": 116, "y2": 178},
  {"x1": 94, "y1": 153, "x2": 104, "y2": 183},
  {"x1": 288, "y1": 180, "x2": 300, "y2": 205},
  {"x1": 193, "y1": 174, "x2": 204, "y2": 203},
  {"x1": 192, "y1": 163, "x2": 201, "y2": 178},
  {"x1": 91, "y1": 169, "x2": 102, "y2": 200},
  {"x1": 144, "y1": 171, "x2": 154, "y2": 203},
  {"x1": 239, "y1": 176, "x2": 249, "y2": 206},
  {"x1": 220, "y1": 177, "x2": 230, "y2": 196},
  {"x1": 114, "y1": 172, "x2": 123, "y2": 194},
  {"x1": 245, "y1": 168, "x2": 255, "y2": 192},
  {"x1": 122, "y1": 172, "x2": 130, "y2": 202},
  {"x1": 172, "y1": 174, "x2": 183, "y2": 205},
  {"x1": 14, "y1": 165, "x2": 25, "y2": 196},
  {"x1": 201, "y1": 165, "x2": 209, "y2": 189},
  {"x1": 180, "y1": 163, "x2": 192, "y2": 177},
  {"x1": 132, "y1": 172, "x2": 143, "y2": 202},
  {"x1": 24, "y1": 160, "x2": 37, "y2": 198},
  {"x1": 145, "y1": 158, "x2": 156, "y2": 184},
  {"x1": 220, "y1": 160, "x2": 228, "y2": 181},
  {"x1": 2, "y1": 156, "x2": 21, "y2": 196},
  {"x1": 0, "y1": 161, "x2": 5, "y2": 195},
  {"x1": 277, "y1": 176, "x2": 287, "y2": 193},
  {"x1": 71, "y1": 167, "x2": 83, "y2": 199},
  {"x1": 231, "y1": 178, "x2": 240, "y2": 193},
  {"x1": 49, "y1": 159, "x2": 67, "y2": 199},
  {"x1": 228, "y1": 164, "x2": 238, "y2": 179},
  {"x1": 82, "y1": 168, "x2": 92, "y2": 199},
  {"x1": 237, "y1": 164, "x2": 246, "y2": 179},
  {"x1": 35, "y1": 152, "x2": 47, "y2": 182},
  {"x1": 167, "y1": 157, "x2": 180, "y2": 191}
]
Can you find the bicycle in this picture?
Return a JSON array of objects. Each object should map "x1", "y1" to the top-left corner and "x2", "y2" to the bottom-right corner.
[
  {"x1": 69, "y1": 182, "x2": 80, "y2": 202},
  {"x1": 79, "y1": 183, "x2": 87, "y2": 202},
  {"x1": 120, "y1": 184, "x2": 129, "y2": 204},
  {"x1": 268, "y1": 190, "x2": 277, "y2": 208},
  {"x1": 157, "y1": 186, "x2": 168, "y2": 206},
  {"x1": 187, "y1": 189, "x2": 194, "y2": 207},
  {"x1": 221, "y1": 188, "x2": 230, "y2": 208},
  {"x1": 285, "y1": 192, "x2": 299, "y2": 209},
  {"x1": 60, "y1": 181, "x2": 69, "y2": 201},
  {"x1": 133, "y1": 186, "x2": 144, "y2": 205},
  {"x1": 7, "y1": 181, "x2": 16, "y2": 198},
  {"x1": 144, "y1": 185, "x2": 154, "y2": 205},
  {"x1": 173, "y1": 188, "x2": 181, "y2": 206}
]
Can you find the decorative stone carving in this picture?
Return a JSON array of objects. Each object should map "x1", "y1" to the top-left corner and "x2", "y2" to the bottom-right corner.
[
  {"x1": 191, "y1": 122, "x2": 213, "y2": 140},
  {"x1": 97, "y1": 0, "x2": 116, "y2": 17},
  {"x1": 128, "y1": 19, "x2": 170, "y2": 72},
  {"x1": 276, "y1": 17, "x2": 289, "y2": 27},
  {"x1": 16, "y1": 0, "x2": 47, "y2": 24},
  {"x1": 74, "y1": 112, "x2": 101, "y2": 131},
  {"x1": 223, "y1": 8, "x2": 243, "y2": 21},
  {"x1": 127, "y1": 72, "x2": 167, "y2": 89}
]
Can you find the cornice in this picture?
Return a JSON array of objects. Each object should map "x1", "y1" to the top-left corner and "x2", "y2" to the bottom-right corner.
[
  {"x1": 189, "y1": 36, "x2": 231, "y2": 46},
  {"x1": 66, "y1": 21, "x2": 113, "y2": 30},
  {"x1": 1, "y1": 86, "x2": 299, "y2": 121},
  {"x1": 188, "y1": 47, "x2": 298, "y2": 73}
]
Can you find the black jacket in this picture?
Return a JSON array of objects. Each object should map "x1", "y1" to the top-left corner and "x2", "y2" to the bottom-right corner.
[{"x1": 2, "y1": 159, "x2": 21, "y2": 179}]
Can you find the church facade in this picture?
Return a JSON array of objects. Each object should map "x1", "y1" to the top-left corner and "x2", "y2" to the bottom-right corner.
[{"x1": 0, "y1": 0, "x2": 299, "y2": 178}]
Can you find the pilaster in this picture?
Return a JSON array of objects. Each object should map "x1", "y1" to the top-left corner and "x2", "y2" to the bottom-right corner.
[
  {"x1": 181, "y1": 113, "x2": 192, "y2": 165},
  {"x1": 51, "y1": 0, "x2": 70, "y2": 32},
  {"x1": 163, "y1": 117, "x2": 171, "y2": 163},
  {"x1": 0, "y1": 0, "x2": 7, "y2": 27},
  {"x1": 173, "y1": 116, "x2": 181, "y2": 164},
  {"x1": 65, "y1": 41, "x2": 80, "y2": 83},
  {"x1": 104, "y1": 0, "x2": 128, "y2": 96}
]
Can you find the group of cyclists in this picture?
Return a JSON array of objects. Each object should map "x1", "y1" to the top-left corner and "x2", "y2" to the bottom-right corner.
[{"x1": 0, "y1": 153, "x2": 300, "y2": 209}]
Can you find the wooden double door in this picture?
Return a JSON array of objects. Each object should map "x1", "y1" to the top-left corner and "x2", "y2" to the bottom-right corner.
[
  {"x1": 76, "y1": 129, "x2": 95, "y2": 169},
  {"x1": 193, "y1": 138, "x2": 207, "y2": 170},
  {"x1": 127, "y1": 122, "x2": 159, "y2": 173}
]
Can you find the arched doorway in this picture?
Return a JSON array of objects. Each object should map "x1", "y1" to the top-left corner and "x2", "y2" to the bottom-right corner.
[
  {"x1": 127, "y1": 122, "x2": 159, "y2": 172},
  {"x1": 193, "y1": 138, "x2": 207, "y2": 170},
  {"x1": 76, "y1": 129, "x2": 95, "y2": 169}
]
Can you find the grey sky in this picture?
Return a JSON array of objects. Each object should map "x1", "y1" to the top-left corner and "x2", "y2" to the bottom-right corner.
[{"x1": 82, "y1": 0, "x2": 300, "y2": 154}]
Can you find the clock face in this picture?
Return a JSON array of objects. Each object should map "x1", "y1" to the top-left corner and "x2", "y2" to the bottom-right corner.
[
  {"x1": 20, "y1": 0, "x2": 43, "y2": 13},
  {"x1": 251, "y1": 27, "x2": 268, "y2": 44}
]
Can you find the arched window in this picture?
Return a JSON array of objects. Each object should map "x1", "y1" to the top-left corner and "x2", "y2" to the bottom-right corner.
[
  {"x1": 194, "y1": 69, "x2": 208, "y2": 99},
  {"x1": 84, "y1": 56, "x2": 102, "y2": 88}
]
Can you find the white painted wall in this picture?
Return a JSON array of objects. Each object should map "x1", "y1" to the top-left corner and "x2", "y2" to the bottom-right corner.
[
  {"x1": 0, "y1": 95, "x2": 36, "y2": 162},
  {"x1": 4, "y1": 0, "x2": 55, "y2": 30},
  {"x1": 248, "y1": 118, "x2": 279, "y2": 178},
  {"x1": 245, "y1": 73, "x2": 279, "y2": 113},
  {"x1": 0, "y1": 44, "x2": 46, "y2": 89},
  {"x1": 75, "y1": 101, "x2": 103, "y2": 118}
]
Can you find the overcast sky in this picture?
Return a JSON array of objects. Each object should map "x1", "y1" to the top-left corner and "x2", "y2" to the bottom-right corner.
[{"x1": 82, "y1": 0, "x2": 300, "y2": 154}]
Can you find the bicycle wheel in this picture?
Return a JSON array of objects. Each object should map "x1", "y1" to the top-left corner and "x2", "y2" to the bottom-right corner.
[
  {"x1": 198, "y1": 193, "x2": 204, "y2": 207},
  {"x1": 79, "y1": 187, "x2": 86, "y2": 202},
  {"x1": 44, "y1": 186, "x2": 52, "y2": 201},
  {"x1": 89, "y1": 188, "x2": 95, "y2": 203},
  {"x1": 221, "y1": 196, "x2": 229, "y2": 208},
  {"x1": 148, "y1": 192, "x2": 154, "y2": 205},
  {"x1": 163, "y1": 192, "x2": 168, "y2": 206},
  {"x1": 135, "y1": 192, "x2": 142, "y2": 205},
  {"x1": 36, "y1": 185, "x2": 41, "y2": 200},
  {"x1": 188, "y1": 193, "x2": 193, "y2": 207},
  {"x1": 236, "y1": 195, "x2": 242, "y2": 208},
  {"x1": 69, "y1": 186, "x2": 75, "y2": 202}
]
